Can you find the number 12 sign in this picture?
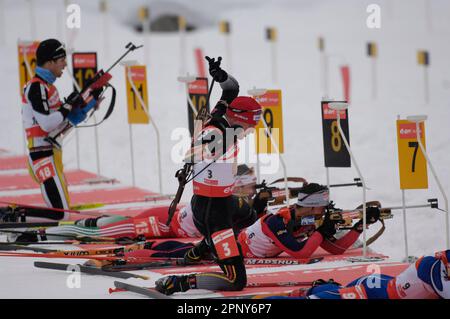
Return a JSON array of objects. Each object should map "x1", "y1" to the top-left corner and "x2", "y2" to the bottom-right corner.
[
  {"x1": 18, "y1": 41, "x2": 40, "y2": 92},
  {"x1": 396, "y1": 120, "x2": 428, "y2": 189}
]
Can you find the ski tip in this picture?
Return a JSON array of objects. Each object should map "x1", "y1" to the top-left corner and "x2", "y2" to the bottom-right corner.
[
  {"x1": 109, "y1": 287, "x2": 124, "y2": 294},
  {"x1": 307, "y1": 257, "x2": 324, "y2": 264}
]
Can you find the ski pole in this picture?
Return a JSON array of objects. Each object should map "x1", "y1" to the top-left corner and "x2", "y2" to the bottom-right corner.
[
  {"x1": 109, "y1": 280, "x2": 314, "y2": 295},
  {"x1": 0, "y1": 200, "x2": 112, "y2": 218},
  {"x1": 165, "y1": 60, "x2": 218, "y2": 226},
  {"x1": 105, "y1": 42, "x2": 143, "y2": 74}
]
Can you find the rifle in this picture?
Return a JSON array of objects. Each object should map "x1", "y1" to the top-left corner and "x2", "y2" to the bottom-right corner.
[
  {"x1": 256, "y1": 178, "x2": 363, "y2": 206},
  {"x1": 45, "y1": 42, "x2": 143, "y2": 149}
]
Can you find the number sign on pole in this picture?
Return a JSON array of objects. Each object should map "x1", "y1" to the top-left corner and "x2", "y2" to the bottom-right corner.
[{"x1": 321, "y1": 101, "x2": 351, "y2": 167}]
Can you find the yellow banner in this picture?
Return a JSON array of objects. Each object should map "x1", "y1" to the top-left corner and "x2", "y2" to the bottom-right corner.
[
  {"x1": 266, "y1": 28, "x2": 277, "y2": 42},
  {"x1": 417, "y1": 50, "x2": 429, "y2": 66},
  {"x1": 178, "y1": 16, "x2": 186, "y2": 30},
  {"x1": 220, "y1": 21, "x2": 230, "y2": 34},
  {"x1": 367, "y1": 42, "x2": 377, "y2": 57},
  {"x1": 396, "y1": 120, "x2": 428, "y2": 189},
  {"x1": 138, "y1": 7, "x2": 149, "y2": 22},
  {"x1": 125, "y1": 65, "x2": 149, "y2": 124},
  {"x1": 254, "y1": 90, "x2": 284, "y2": 154}
]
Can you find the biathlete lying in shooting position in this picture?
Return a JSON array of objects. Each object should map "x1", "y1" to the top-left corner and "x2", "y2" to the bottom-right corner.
[
  {"x1": 122, "y1": 183, "x2": 381, "y2": 261},
  {"x1": 118, "y1": 183, "x2": 381, "y2": 296},
  {"x1": 6, "y1": 165, "x2": 268, "y2": 244},
  {"x1": 263, "y1": 250, "x2": 450, "y2": 299}
]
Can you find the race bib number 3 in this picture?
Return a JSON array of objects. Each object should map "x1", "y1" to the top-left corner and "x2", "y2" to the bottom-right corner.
[
  {"x1": 212, "y1": 228, "x2": 240, "y2": 260},
  {"x1": 35, "y1": 161, "x2": 56, "y2": 183}
]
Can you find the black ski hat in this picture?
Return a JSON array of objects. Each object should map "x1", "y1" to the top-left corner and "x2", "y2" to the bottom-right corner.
[{"x1": 36, "y1": 39, "x2": 66, "y2": 65}]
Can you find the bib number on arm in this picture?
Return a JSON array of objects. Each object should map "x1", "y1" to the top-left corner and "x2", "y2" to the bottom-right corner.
[
  {"x1": 339, "y1": 286, "x2": 367, "y2": 299},
  {"x1": 212, "y1": 228, "x2": 240, "y2": 260},
  {"x1": 34, "y1": 160, "x2": 56, "y2": 183}
]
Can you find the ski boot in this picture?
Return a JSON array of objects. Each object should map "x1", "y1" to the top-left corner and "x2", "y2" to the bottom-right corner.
[
  {"x1": 183, "y1": 239, "x2": 210, "y2": 264},
  {"x1": 155, "y1": 275, "x2": 195, "y2": 295},
  {"x1": 75, "y1": 216, "x2": 102, "y2": 227},
  {"x1": 0, "y1": 206, "x2": 26, "y2": 223},
  {"x1": 305, "y1": 278, "x2": 342, "y2": 297}
]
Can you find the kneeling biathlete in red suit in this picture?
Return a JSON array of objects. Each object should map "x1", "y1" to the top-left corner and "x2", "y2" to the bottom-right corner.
[{"x1": 155, "y1": 57, "x2": 263, "y2": 295}]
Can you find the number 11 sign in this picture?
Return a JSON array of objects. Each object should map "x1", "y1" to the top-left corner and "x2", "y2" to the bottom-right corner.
[
  {"x1": 125, "y1": 65, "x2": 149, "y2": 124},
  {"x1": 396, "y1": 119, "x2": 428, "y2": 189}
]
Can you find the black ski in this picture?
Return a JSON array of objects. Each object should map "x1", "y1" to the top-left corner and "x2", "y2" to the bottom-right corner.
[
  {"x1": 34, "y1": 261, "x2": 148, "y2": 280},
  {"x1": 0, "y1": 244, "x2": 56, "y2": 253},
  {"x1": 113, "y1": 281, "x2": 171, "y2": 299},
  {"x1": 0, "y1": 221, "x2": 61, "y2": 229},
  {"x1": 103, "y1": 256, "x2": 323, "y2": 271}
]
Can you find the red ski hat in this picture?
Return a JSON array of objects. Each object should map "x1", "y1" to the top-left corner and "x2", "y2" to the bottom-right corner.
[{"x1": 226, "y1": 96, "x2": 262, "y2": 126}]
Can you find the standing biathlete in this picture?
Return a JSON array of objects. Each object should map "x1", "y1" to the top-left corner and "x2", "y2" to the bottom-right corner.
[
  {"x1": 21, "y1": 39, "x2": 100, "y2": 220},
  {"x1": 155, "y1": 56, "x2": 263, "y2": 295}
]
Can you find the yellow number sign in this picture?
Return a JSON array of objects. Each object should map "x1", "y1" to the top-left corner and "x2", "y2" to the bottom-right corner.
[
  {"x1": 125, "y1": 65, "x2": 149, "y2": 124},
  {"x1": 18, "y1": 41, "x2": 40, "y2": 92},
  {"x1": 396, "y1": 120, "x2": 428, "y2": 189},
  {"x1": 254, "y1": 90, "x2": 284, "y2": 154}
]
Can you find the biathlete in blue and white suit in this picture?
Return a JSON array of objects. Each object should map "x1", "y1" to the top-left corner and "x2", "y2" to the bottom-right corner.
[{"x1": 267, "y1": 250, "x2": 450, "y2": 299}]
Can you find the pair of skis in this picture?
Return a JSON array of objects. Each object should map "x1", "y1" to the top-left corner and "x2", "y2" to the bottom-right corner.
[
  {"x1": 34, "y1": 261, "x2": 149, "y2": 280},
  {"x1": 111, "y1": 281, "x2": 311, "y2": 299}
]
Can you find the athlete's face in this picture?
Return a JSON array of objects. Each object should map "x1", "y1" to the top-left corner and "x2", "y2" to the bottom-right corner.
[
  {"x1": 295, "y1": 206, "x2": 326, "y2": 219},
  {"x1": 48, "y1": 57, "x2": 67, "y2": 78},
  {"x1": 233, "y1": 183, "x2": 257, "y2": 197}
]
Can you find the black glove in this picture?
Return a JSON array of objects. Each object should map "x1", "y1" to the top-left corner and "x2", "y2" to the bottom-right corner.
[
  {"x1": 210, "y1": 100, "x2": 227, "y2": 118},
  {"x1": 312, "y1": 278, "x2": 342, "y2": 288},
  {"x1": 91, "y1": 88, "x2": 103, "y2": 100},
  {"x1": 352, "y1": 206, "x2": 380, "y2": 232},
  {"x1": 183, "y1": 239, "x2": 210, "y2": 264},
  {"x1": 316, "y1": 213, "x2": 337, "y2": 239},
  {"x1": 65, "y1": 91, "x2": 85, "y2": 109},
  {"x1": 205, "y1": 56, "x2": 228, "y2": 82},
  {"x1": 252, "y1": 191, "x2": 270, "y2": 215}
]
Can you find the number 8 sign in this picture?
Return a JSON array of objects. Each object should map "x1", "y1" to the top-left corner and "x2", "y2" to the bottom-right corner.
[
  {"x1": 396, "y1": 120, "x2": 428, "y2": 189},
  {"x1": 321, "y1": 101, "x2": 351, "y2": 167}
]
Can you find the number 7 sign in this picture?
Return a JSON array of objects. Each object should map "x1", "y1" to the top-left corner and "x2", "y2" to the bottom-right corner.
[{"x1": 396, "y1": 120, "x2": 428, "y2": 189}]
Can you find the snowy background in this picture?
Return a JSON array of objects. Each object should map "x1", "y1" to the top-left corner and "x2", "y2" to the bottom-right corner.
[{"x1": 0, "y1": 0, "x2": 449, "y2": 268}]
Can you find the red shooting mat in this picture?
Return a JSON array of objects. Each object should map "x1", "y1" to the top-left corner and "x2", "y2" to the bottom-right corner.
[
  {"x1": 217, "y1": 262, "x2": 408, "y2": 298},
  {"x1": 0, "y1": 155, "x2": 28, "y2": 170},
  {"x1": 0, "y1": 170, "x2": 110, "y2": 191},
  {"x1": 0, "y1": 186, "x2": 159, "y2": 207},
  {"x1": 146, "y1": 250, "x2": 390, "y2": 276}
]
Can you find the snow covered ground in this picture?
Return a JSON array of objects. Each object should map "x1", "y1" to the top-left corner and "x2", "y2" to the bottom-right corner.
[{"x1": 0, "y1": 0, "x2": 449, "y2": 298}]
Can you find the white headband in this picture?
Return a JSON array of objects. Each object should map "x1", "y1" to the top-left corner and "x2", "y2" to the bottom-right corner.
[
  {"x1": 297, "y1": 190, "x2": 329, "y2": 207},
  {"x1": 235, "y1": 174, "x2": 257, "y2": 187}
]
